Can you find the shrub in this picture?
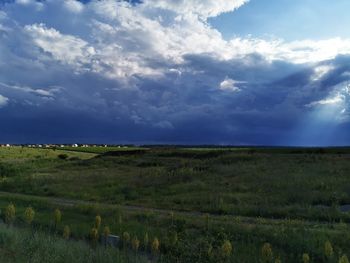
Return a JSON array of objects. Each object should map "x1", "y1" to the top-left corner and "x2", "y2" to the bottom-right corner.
[
  {"x1": 143, "y1": 232, "x2": 149, "y2": 251},
  {"x1": 151, "y1": 237, "x2": 160, "y2": 255},
  {"x1": 221, "y1": 240, "x2": 233, "y2": 259},
  {"x1": 302, "y1": 253, "x2": 310, "y2": 263},
  {"x1": 5, "y1": 203, "x2": 15, "y2": 225},
  {"x1": 122, "y1": 232, "x2": 130, "y2": 247},
  {"x1": 24, "y1": 206, "x2": 35, "y2": 225},
  {"x1": 57, "y1": 154, "x2": 68, "y2": 160},
  {"x1": 132, "y1": 236, "x2": 140, "y2": 252},
  {"x1": 53, "y1": 208, "x2": 62, "y2": 230},
  {"x1": 63, "y1": 225, "x2": 70, "y2": 240},
  {"x1": 207, "y1": 244, "x2": 213, "y2": 259},
  {"x1": 324, "y1": 241, "x2": 333, "y2": 259},
  {"x1": 103, "y1": 226, "x2": 110, "y2": 247},
  {"x1": 95, "y1": 215, "x2": 101, "y2": 230},
  {"x1": 170, "y1": 231, "x2": 178, "y2": 246},
  {"x1": 339, "y1": 255, "x2": 349, "y2": 263},
  {"x1": 103, "y1": 226, "x2": 110, "y2": 238},
  {"x1": 116, "y1": 213, "x2": 122, "y2": 234},
  {"x1": 90, "y1": 227, "x2": 99, "y2": 247},
  {"x1": 261, "y1": 243, "x2": 273, "y2": 262},
  {"x1": 205, "y1": 213, "x2": 210, "y2": 232}
]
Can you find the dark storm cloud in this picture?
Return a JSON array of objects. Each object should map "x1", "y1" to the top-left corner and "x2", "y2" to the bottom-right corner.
[{"x1": 0, "y1": 0, "x2": 349, "y2": 145}]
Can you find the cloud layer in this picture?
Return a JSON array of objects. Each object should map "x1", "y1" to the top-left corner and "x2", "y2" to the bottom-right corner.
[{"x1": 0, "y1": 0, "x2": 350, "y2": 145}]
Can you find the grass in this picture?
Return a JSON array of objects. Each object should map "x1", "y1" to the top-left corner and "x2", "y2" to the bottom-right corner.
[
  {"x1": 1, "y1": 146, "x2": 350, "y2": 262},
  {"x1": 0, "y1": 147, "x2": 96, "y2": 163},
  {"x1": 2, "y1": 147, "x2": 350, "y2": 219},
  {"x1": 0, "y1": 224, "x2": 150, "y2": 263},
  {"x1": 58, "y1": 146, "x2": 148, "y2": 154}
]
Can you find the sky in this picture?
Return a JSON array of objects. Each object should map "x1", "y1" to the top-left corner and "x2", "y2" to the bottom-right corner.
[{"x1": 0, "y1": 0, "x2": 350, "y2": 145}]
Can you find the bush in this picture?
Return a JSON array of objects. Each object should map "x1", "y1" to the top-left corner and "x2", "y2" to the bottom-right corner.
[
  {"x1": 5, "y1": 203, "x2": 16, "y2": 225},
  {"x1": 261, "y1": 243, "x2": 273, "y2": 262},
  {"x1": 57, "y1": 154, "x2": 68, "y2": 160},
  {"x1": 63, "y1": 225, "x2": 70, "y2": 240},
  {"x1": 24, "y1": 206, "x2": 35, "y2": 225}
]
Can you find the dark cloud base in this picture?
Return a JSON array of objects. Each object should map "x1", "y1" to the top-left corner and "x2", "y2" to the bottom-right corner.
[{"x1": 0, "y1": 1, "x2": 349, "y2": 146}]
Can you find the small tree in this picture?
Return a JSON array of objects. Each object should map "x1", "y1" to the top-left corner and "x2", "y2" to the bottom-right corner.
[
  {"x1": 302, "y1": 253, "x2": 310, "y2": 263},
  {"x1": 103, "y1": 226, "x2": 110, "y2": 247},
  {"x1": 324, "y1": 241, "x2": 334, "y2": 259},
  {"x1": 5, "y1": 203, "x2": 15, "y2": 225},
  {"x1": 275, "y1": 258, "x2": 281, "y2": 263},
  {"x1": 24, "y1": 206, "x2": 35, "y2": 226},
  {"x1": 95, "y1": 215, "x2": 101, "y2": 230},
  {"x1": 151, "y1": 237, "x2": 160, "y2": 256},
  {"x1": 261, "y1": 243, "x2": 273, "y2": 263},
  {"x1": 63, "y1": 225, "x2": 70, "y2": 240},
  {"x1": 339, "y1": 255, "x2": 349, "y2": 263},
  {"x1": 221, "y1": 240, "x2": 233, "y2": 260},
  {"x1": 53, "y1": 208, "x2": 62, "y2": 230}
]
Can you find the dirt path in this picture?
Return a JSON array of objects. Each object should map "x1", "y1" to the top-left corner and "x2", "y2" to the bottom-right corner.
[
  {"x1": 0, "y1": 190, "x2": 202, "y2": 217},
  {"x1": 0, "y1": 190, "x2": 341, "y2": 227}
]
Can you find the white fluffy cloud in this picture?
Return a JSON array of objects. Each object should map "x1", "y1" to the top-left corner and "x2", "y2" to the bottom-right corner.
[
  {"x1": 219, "y1": 77, "x2": 242, "y2": 92},
  {"x1": 2, "y1": 0, "x2": 350, "y2": 85},
  {"x1": 306, "y1": 84, "x2": 350, "y2": 110},
  {"x1": 307, "y1": 95, "x2": 344, "y2": 107},
  {"x1": 24, "y1": 23, "x2": 95, "y2": 67},
  {"x1": 145, "y1": 0, "x2": 249, "y2": 18},
  {"x1": 0, "y1": 94, "x2": 9, "y2": 107},
  {"x1": 63, "y1": 0, "x2": 84, "y2": 13},
  {"x1": 0, "y1": 82, "x2": 61, "y2": 97},
  {"x1": 311, "y1": 65, "x2": 335, "y2": 82}
]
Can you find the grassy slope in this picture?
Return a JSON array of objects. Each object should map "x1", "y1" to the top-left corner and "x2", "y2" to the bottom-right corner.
[
  {"x1": 1, "y1": 147, "x2": 350, "y2": 262},
  {"x1": 1, "y1": 147, "x2": 350, "y2": 220},
  {"x1": 0, "y1": 147, "x2": 96, "y2": 164}
]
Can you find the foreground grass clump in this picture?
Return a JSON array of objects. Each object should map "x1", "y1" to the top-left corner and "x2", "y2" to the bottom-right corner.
[{"x1": 0, "y1": 224, "x2": 149, "y2": 263}]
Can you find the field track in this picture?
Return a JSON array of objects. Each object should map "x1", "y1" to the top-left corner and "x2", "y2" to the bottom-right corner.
[{"x1": 0, "y1": 191, "x2": 337, "y2": 227}]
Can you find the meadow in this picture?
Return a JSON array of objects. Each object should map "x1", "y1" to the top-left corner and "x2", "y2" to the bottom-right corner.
[{"x1": 0, "y1": 146, "x2": 350, "y2": 262}]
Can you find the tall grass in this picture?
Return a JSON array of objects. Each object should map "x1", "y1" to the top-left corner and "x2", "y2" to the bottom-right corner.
[{"x1": 0, "y1": 224, "x2": 149, "y2": 263}]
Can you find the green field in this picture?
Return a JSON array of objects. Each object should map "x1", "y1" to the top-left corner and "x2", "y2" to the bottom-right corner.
[
  {"x1": 1, "y1": 146, "x2": 350, "y2": 262},
  {"x1": 58, "y1": 146, "x2": 147, "y2": 154}
]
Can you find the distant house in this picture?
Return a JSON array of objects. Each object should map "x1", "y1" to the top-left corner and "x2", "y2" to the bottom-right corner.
[{"x1": 72, "y1": 144, "x2": 78, "y2": 147}]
